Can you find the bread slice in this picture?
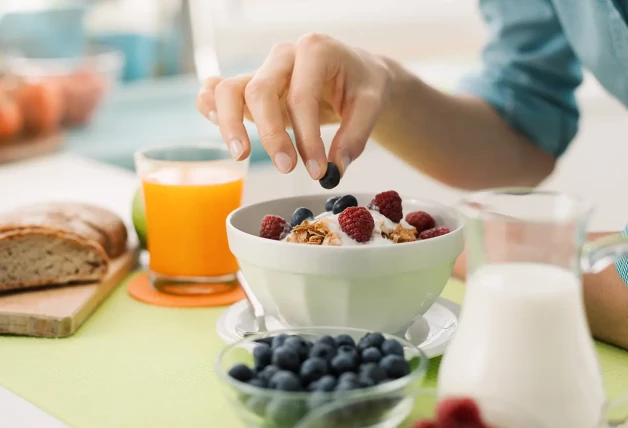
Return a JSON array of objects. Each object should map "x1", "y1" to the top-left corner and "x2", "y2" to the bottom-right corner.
[
  {"x1": 0, "y1": 202, "x2": 127, "y2": 258},
  {"x1": 0, "y1": 227, "x2": 109, "y2": 292}
]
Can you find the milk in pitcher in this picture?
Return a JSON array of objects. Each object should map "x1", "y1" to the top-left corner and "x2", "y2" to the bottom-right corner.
[{"x1": 438, "y1": 262, "x2": 605, "y2": 428}]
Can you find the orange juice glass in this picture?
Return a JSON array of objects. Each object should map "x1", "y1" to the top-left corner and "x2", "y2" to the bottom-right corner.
[{"x1": 135, "y1": 143, "x2": 248, "y2": 294}]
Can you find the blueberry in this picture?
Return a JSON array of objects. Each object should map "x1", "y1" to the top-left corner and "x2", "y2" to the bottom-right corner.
[
  {"x1": 339, "y1": 372, "x2": 359, "y2": 384},
  {"x1": 253, "y1": 337, "x2": 274, "y2": 347},
  {"x1": 359, "y1": 362, "x2": 387, "y2": 384},
  {"x1": 314, "y1": 375, "x2": 337, "y2": 392},
  {"x1": 258, "y1": 365, "x2": 280, "y2": 383},
  {"x1": 325, "y1": 196, "x2": 340, "y2": 212},
  {"x1": 332, "y1": 195, "x2": 358, "y2": 215},
  {"x1": 358, "y1": 374, "x2": 375, "y2": 388},
  {"x1": 253, "y1": 344, "x2": 272, "y2": 370},
  {"x1": 309, "y1": 343, "x2": 337, "y2": 362},
  {"x1": 331, "y1": 353, "x2": 357, "y2": 375},
  {"x1": 269, "y1": 370, "x2": 302, "y2": 391},
  {"x1": 357, "y1": 332, "x2": 386, "y2": 351},
  {"x1": 228, "y1": 364, "x2": 254, "y2": 382},
  {"x1": 314, "y1": 335, "x2": 336, "y2": 348},
  {"x1": 290, "y1": 207, "x2": 314, "y2": 228},
  {"x1": 319, "y1": 162, "x2": 341, "y2": 190},
  {"x1": 381, "y1": 339, "x2": 404, "y2": 356},
  {"x1": 272, "y1": 346, "x2": 300, "y2": 372},
  {"x1": 361, "y1": 347, "x2": 382, "y2": 364},
  {"x1": 271, "y1": 334, "x2": 289, "y2": 350},
  {"x1": 335, "y1": 334, "x2": 356, "y2": 348},
  {"x1": 335, "y1": 379, "x2": 361, "y2": 391},
  {"x1": 284, "y1": 336, "x2": 310, "y2": 362},
  {"x1": 267, "y1": 397, "x2": 305, "y2": 427},
  {"x1": 379, "y1": 354, "x2": 410, "y2": 379},
  {"x1": 299, "y1": 357, "x2": 328, "y2": 385},
  {"x1": 337, "y1": 345, "x2": 360, "y2": 364},
  {"x1": 246, "y1": 395, "x2": 269, "y2": 417},
  {"x1": 247, "y1": 377, "x2": 267, "y2": 388}
]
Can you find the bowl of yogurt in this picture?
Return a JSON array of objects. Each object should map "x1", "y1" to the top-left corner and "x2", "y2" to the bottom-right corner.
[{"x1": 226, "y1": 191, "x2": 464, "y2": 333}]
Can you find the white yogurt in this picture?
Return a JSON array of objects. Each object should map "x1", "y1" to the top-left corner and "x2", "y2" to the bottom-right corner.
[{"x1": 438, "y1": 263, "x2": 605, "y2": 428}]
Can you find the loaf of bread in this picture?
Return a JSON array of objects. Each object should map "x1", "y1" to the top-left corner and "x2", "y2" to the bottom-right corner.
[{"x1": 0, "y1": 202, "x2": 128, "y2": 292}]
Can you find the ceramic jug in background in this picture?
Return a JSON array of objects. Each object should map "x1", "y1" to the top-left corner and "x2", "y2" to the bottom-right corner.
[{"x1": 438, "y1": 188, "x2": 628, "y2": 428}]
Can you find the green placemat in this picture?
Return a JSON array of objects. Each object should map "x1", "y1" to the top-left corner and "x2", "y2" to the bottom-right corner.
[{"x1": 0, "y1": 274, "x2": 626, "y2": 428}]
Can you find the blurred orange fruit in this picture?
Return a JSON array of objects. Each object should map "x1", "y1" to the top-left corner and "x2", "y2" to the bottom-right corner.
[
  {"x1": 14, "y1": 78, "x2": 64, "y2": 136},
  {"x1": 0, "y1": 90, "x2": 24, "y2": 142}
]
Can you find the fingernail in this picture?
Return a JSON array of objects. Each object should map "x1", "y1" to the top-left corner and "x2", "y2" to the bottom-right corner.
[
  {"x1": 306, "y1": 159, "x2": 321, "y2": 179},
  {"x1": 229, "y1": 140, "x2": 243, "y2": 159},
  {"x1": 274, "y1": 152, "x2": 292, "y2": 173},
  {"x1": 207, "y1": 110, "x2": 217, "y2": 124},
  {"x1": 342, "y1": 155, "x2": 352, "y2": 173}
]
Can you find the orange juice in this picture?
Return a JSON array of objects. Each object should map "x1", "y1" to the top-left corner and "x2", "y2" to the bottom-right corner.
[{"x1": 142, "y1": 165, "x2": 244, "y2": 278}]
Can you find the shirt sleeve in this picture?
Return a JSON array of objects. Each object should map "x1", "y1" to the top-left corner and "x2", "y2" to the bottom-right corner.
[
  {"x1": 616, "y1": 225, "x2": 628, "y2": 286},
  {"x1": 456, "y1": 0, "x2": 583, "y2": 157}
]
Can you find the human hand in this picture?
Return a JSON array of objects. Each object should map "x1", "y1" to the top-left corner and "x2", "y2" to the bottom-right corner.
[{"x1": 196, "y1": 34, "x2": 393, "y2": 182}]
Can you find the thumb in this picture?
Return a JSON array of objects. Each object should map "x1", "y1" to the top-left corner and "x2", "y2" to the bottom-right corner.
[{"x1": 328, "y1": 91, "x2": 383, "y2": 176}]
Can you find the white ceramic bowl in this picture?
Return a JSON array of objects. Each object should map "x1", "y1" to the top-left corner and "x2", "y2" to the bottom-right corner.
[{"x1": 226, "y1": 193, "x2": 464, "y2": 334}]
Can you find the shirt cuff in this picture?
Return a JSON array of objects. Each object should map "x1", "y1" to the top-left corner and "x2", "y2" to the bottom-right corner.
[{"x1": 615, "y1": 225, "x2": 628, "y2": 286}]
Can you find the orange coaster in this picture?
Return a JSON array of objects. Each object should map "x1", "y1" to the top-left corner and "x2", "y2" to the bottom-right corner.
[{"x1": 127, "y1": 272, "x2": 246, "y2": 308}]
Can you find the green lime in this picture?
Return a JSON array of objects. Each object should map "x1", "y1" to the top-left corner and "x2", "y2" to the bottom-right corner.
[{"x1": 131, "y1": 188, "x2": 148, "y2": 249}]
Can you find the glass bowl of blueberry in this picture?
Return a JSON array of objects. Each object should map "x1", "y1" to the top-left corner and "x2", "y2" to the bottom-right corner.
[{"x1": 215, "y1": 327, "x2": 428, "y2": 428}]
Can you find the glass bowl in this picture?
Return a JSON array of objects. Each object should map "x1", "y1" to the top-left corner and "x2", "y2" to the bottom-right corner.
[
  {"x1": 215, "y1": 327, "x2": 428, "y2": 428},
  {"x1": 296, "y1": 389, "x2": 549, "y2": 428},
  {"x1": 2, "y1": 44, "x2": 124, "y2": 127}
]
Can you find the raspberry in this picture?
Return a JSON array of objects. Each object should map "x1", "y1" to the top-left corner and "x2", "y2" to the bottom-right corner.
[
  {"x1": 419, "y1": 226, "x2": 450, "y2": 240},
  {"x1": 338, "y1": 207, "x2": 375, "y2": 243},
  {"x1": 369, "y1": 191, "x2": 403, "y2": 223},
  {"x1": 406, "y1": 211, "x2": 435, "y2": 234},
  {"x1": 259, "y1": 215, "x2": 289, "y2": 240},
  {"x1": 436, "y1": 398, "x2": 482, "y2": 426}
]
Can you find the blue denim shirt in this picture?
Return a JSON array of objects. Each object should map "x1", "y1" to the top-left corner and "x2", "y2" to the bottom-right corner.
[
  {"x1": 458, "y1": 0, "x2": 628, "y2": 284},
  {"x1": 457, "y1": 0, "x2": 628, "y2": 158}
]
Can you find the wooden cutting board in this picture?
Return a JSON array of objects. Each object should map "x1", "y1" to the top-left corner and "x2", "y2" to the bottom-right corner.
[{"x1": 0, "y1": 246, "x2": 139, "y2": 338}]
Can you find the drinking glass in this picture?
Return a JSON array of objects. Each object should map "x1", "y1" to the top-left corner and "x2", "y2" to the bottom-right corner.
[{"x1": 135, "y1": 142, "x2": 248, "y2": 294}]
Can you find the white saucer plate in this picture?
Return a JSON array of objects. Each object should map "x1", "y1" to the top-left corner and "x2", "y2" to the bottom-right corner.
[{"x1": 216, "y1": 297, "x2": 460, "y2": 359}]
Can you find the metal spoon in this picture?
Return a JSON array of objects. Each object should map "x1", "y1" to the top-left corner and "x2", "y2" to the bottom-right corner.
[{"x1": 235, "y1": 271, "x2": 267, "y2": 337}]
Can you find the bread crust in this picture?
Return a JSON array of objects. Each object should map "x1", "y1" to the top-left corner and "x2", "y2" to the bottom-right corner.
[
  {"x1": 0, "y1": 227, "x2": 109, "y2": 291},
  {"x1": 0, "y1": 202, "x2": 127, "y2": 258}
]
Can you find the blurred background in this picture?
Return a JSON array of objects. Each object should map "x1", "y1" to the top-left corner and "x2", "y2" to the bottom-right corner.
[{"x1": 0, "y1": 0, "x2": 626, "y2": 230}]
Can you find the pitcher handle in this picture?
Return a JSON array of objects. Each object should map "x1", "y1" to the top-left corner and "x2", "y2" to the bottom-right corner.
[
  {"x1": 599, "y1": 394, "x2": 628, "y2": 427},
  {"x1": 582, "y1": 235, "x2": 628, "y2": 274}
]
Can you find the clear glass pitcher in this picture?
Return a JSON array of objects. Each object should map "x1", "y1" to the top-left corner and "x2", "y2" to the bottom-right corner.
[{"x1": 438, "y1": 188, "x2": 628, "y2": 428}]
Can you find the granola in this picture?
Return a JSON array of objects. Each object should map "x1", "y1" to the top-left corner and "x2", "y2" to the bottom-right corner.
[
  {"x1": 382, "y1": 224, "x2": 418, "y2": 244},
  {"x1": 285, "y1": 219, "x2": 342, "y2": 246}
]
